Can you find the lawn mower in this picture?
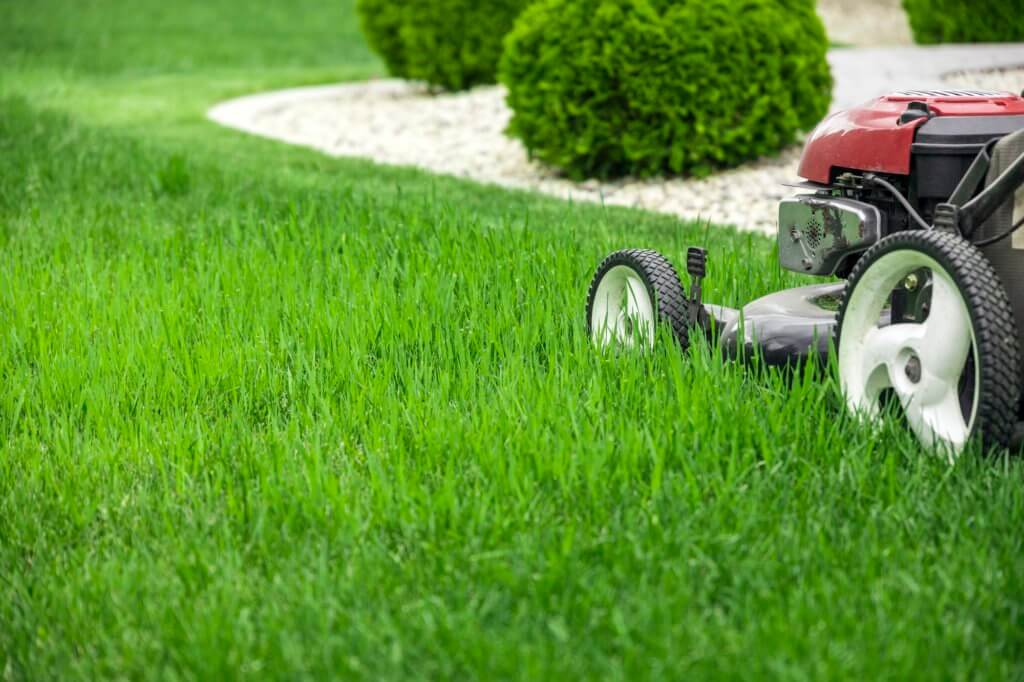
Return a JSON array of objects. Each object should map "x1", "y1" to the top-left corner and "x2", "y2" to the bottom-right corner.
[{"x1": 587, "y1": 90, "x2": 1024, "y2": 455}]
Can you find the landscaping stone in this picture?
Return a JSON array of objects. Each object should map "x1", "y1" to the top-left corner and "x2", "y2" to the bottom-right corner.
[
  {"x1": 816, "y1": 0, "x2": 912, "y2": 46},
  {"x1": 210, "y1": 46, "x2": 1024, "y2": 234}
]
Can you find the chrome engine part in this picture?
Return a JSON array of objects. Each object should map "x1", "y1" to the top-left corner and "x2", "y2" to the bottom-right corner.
[{"x1": 777, "y1": 195, "x2": 884, "y2": 276}]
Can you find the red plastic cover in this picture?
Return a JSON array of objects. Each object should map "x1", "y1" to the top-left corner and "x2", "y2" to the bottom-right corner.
[{"x1": 797, "y1": 91, "x2": 1024, "y2": 184}]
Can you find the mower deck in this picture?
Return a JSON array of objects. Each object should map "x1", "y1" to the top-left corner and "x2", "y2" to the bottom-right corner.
[{"x1": 707, "y1": 283, "x2": 848, "y2": 367}]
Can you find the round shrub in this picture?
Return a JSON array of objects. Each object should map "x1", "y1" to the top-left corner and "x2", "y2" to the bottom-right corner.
[
  {"x1": 902, "y1": 0, "x2": 1024, "y2": 44},
  {"x1": 499, "y1": 0, "x2": 833, "y2": 179},
  {"x1": 357, "y1": 0, "x2": 531, "y2": 91}
]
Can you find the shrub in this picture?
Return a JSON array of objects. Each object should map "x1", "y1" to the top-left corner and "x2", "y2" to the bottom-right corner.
[
  {"x1": 902, "y1": 0, "x2": 1024, "y2": 44},
  {"x1": 499, "y1": 0, "x2": 833, "y2": 179},
  {"x1": 356, "y1": 0, "x2": 531, "y2": 91}
]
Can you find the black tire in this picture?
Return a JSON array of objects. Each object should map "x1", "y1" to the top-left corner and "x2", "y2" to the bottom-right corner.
[
  {"x1": 585, "y1": 249, "x2": 691, "y2": 350},
  {"x1": 835, "y1": 230, "x2": 1021, "y2": 451}
]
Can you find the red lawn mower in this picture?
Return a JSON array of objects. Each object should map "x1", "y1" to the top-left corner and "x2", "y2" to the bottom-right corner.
[{"x1": 587, "y1": 90, "x2": 1024, "y2": 455}]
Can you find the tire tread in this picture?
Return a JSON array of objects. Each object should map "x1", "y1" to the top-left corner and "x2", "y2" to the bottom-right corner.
[
  {"x1": 835, "y1": 230, "x2": 1021, "y2": 450},
  {"x1": 586, "y1": 249, "x2": 691, "y2": 350}
]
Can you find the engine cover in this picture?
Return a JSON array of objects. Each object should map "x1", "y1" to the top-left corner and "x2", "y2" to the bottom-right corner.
[
  {"x1": 798, "y1": 91, "x2": 1024, "y2": 184},
  {"x1": 778, "y1": 195, "x2": 883, "y2": 275}
]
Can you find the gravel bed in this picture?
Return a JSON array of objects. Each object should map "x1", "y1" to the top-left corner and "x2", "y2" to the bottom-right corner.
[
  {"x1": 816, "y1": 0, "x2": 912, "y2": 47},
  {"x1": 215, "y1": 80, "x2": 800, "y2": 232},
  {"x1": 210, "y1": 48, "x2": 1024, "y2": 235}
]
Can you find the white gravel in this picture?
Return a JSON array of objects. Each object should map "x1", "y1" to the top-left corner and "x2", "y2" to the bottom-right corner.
[
  {"x1": 816, "y1": 0, "x2": 912, "y2": 47},
  {"x1": 213, "y1": 79, "x2": 803, "y2": 232},
  {"x1": 210, "y1": 47, "x2": 1024, "y2": 234}
]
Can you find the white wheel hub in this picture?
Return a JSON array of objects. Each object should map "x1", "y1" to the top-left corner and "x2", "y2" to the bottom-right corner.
[
  {"x1": 590, "y1": 265, "x2": 656, "y2": 350},
  {"x1": 839, "y1": 249, "x2": 979, "y2": 455}
]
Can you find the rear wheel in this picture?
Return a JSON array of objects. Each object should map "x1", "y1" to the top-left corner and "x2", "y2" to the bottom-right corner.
[
  {"x1": 586, "y1": 249, "x2": 690, "y2": 351},
  {"x1": 835, "y1": 230, "x2": 1020, "y2": 455}
]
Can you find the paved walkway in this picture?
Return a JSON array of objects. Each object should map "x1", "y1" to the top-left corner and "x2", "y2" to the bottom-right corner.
[{"x1": 828, "y1": 46, "x2": 1024, "y2": 111}]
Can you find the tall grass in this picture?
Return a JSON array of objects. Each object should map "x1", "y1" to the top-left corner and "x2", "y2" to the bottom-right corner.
[{"x1": 1, "y1": 1, "x2": 1023, "y2": 679}]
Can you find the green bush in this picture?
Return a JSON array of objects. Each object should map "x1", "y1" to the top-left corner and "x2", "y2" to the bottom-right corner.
[
  {"x1": 356, "y1": 0, "x2": 531, "y2": 91},
  {"x1": 902, "y1": 0, "x2": 1024, "y2": 44},
  {"x1": 499, "y1": 0, "x2": 833, "y2": 179}
]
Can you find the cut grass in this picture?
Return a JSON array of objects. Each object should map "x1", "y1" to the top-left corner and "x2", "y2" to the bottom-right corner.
[{"x1": 2, "y1": 1, "x2": 1024, "y2": 679}]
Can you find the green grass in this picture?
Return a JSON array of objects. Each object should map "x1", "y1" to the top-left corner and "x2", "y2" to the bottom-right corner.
[{"x1": 2, "y1": 1, "x2": 1023, "y2": 679}]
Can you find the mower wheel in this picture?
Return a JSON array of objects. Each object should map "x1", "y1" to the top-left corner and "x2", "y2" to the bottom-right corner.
[
  {"x1": 835, "y1": 230, "x2": 1021, "y2": 455},
  {"x1": 586, "y1": 249, "x2": 690, "y2": 351}
]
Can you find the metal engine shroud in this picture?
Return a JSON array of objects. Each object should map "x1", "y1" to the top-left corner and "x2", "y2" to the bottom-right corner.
[{"x1": 778, "y1": 196, "x2": 883, "y2": 275}]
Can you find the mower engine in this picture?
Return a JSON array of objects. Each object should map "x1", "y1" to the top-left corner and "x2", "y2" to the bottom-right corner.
[
  {"x1": 780, "y1": 90, "x2": 1024, "y2": 280},
  {"x1": 587, "y1": 89, "x2": 1024, "y2": 455}
]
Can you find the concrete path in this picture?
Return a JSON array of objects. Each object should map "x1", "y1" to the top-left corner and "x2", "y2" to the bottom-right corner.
[{"x1": 828, "y1": 45, "x2": 1024, "y2": 112}]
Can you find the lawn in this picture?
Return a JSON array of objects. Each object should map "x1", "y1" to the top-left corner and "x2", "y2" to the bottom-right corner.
[{"x1": 1, "y1": 1, "x2": 1023, "y2": 679}]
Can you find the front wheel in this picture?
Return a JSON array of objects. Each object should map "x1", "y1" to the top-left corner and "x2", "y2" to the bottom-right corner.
[
  {"x1": 835, "y1": 230, "x2": 1021, "y2": 455},
  {"x1": 586, "y1": 249, "x2": 690, "y2": 351}
]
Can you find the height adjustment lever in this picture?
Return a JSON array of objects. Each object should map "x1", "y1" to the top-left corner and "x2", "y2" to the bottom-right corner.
[{"x1": 686, "y1": 247, "x2": 707, "y2": 327}]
